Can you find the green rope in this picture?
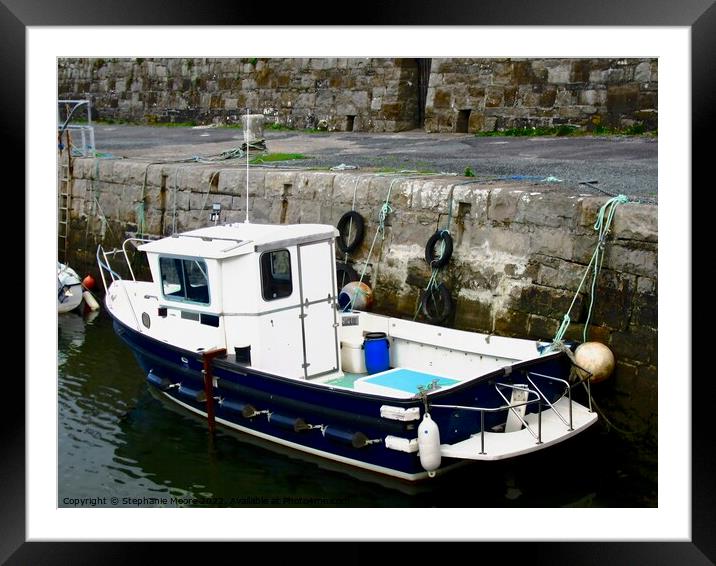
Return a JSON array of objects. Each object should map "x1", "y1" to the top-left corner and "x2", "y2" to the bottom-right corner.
[
  {"x1": 346, "y1": 178, "x2": 399, "y2": 310},
  {"x1": 552, "y1": 194, "x2": 629, "y2": 345}
]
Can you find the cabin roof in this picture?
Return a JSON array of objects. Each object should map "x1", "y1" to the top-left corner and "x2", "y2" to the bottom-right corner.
[{"x1": 138, "y1": 222, "x2": 338, "y2": 259}]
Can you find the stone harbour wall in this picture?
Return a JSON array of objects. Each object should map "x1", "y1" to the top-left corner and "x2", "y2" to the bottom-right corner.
[
  {"x1": 424, "y1": 58, "x2": 658, "y2": 133},
  {"x1": 58, "y1": 57, "x2": 657, "y2": 133},
  {"x1": 65, "y1": 159, "x2": 658, "y2": 441},
  {"x1": 58, "y1": 58, "x2": 419, "y2": 132}
]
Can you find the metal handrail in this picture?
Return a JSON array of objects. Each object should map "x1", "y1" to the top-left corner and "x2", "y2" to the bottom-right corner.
[
  {"x1": 96, "y1": 243, "x2": 143, "y2": 332},
  {"x1": 429, "y1": 366, "x2": 596, "y2": 456},
  {"x1": 431, "y1": 389, "x2": 546, "y2": 454},
  {"x1": 526, "y1": 372, "x2": 573, "y2": 430},
  {"x1": 96, "y1": 245, "x2": 122, "y2": 292},
  {"x1": 494, "y1": 382, "x2": 541, "y2": 439},
  {"x1": 122, "y1": 237, "x2": 153, "y2": 282}
]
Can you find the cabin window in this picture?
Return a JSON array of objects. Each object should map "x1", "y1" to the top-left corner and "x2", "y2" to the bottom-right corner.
[
  {"x1": 159, "y1": 257, "x2": 210, "y2": 305},
  {"x1": 260, "y1": 249, "x2": 292, "y2": 301}
]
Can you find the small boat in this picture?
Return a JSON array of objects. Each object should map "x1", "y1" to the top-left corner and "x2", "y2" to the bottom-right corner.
[
  {"x1": 97, "y1": 224, "x2": 598, "y2": 482},
  {"x1": 57, "y1": 262, "x2": 83, "y2": 313}
]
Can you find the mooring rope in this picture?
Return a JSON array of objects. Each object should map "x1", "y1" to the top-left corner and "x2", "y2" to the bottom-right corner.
[
  {"x1": 552, "y1": 194, "x2": 629, "y2": 344},
  {"x1": 345, "y1": 177, "x2": 401, "y2": 310}
]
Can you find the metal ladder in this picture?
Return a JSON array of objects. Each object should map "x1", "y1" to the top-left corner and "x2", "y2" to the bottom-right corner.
[{"x1": 58, "y1": 132, "x2": 72, "y2": 263}]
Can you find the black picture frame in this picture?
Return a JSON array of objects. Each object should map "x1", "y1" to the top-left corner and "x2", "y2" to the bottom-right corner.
[{"x1": 9, "y1": 1, "x2": 711, "y2": 562}]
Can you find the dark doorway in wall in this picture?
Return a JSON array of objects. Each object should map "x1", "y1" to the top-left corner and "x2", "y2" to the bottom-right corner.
[
  {"x1": 416, "y1": 58, "x2": 432, "y2": 129},
  {"x1": 456, "y1": 109, "x2": 471, "y2": 133},
  {"x1": 346, "y1": 115, "x2": 355, "y2": 132}
]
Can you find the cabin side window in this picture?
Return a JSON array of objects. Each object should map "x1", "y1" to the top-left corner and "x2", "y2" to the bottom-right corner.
[
  {"x1": 260, "y1": 249, "x2": 292, "y2": 301},
  {"x1": 159, "y1": 257, "x2": 210, "y2": 304}
]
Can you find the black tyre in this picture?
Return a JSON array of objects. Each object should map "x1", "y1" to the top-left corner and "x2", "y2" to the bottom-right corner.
[
  {"x1": 335, "y1": 261, "x2": 359, "y2": 291},
  {"x1": 421, "y1": 283, "x2": 454, "y2": 323},
  {"x1": 336, "y1": 211, "x2": 365, "y2": 254},
  {"x1": 425, "y1": 230, "x2": 453, "y2": 268}
]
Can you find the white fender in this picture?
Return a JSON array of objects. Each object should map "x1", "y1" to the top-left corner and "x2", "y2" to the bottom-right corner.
[
  {"x1": 82, "y1": 290, "x2": 101, "y2": 311},
  {"x1": 417, "y1": 413, "x2": 441, "y2": 477}
]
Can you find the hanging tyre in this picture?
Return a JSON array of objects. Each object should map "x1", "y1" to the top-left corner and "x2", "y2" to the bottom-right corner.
[
  {"x1": 336, "y1": 211, "x2": 365, "y2": 254},
  {"x1": 424, "y1": 230, "x2": 453, "y2": 268},
  {"x1": 335, "y1": 261, "x2": 359, "y2": 291},
  {"x1": 421, "y1": 283, "x2": 454, "y2": 323}
]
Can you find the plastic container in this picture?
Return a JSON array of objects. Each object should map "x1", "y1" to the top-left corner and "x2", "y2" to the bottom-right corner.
[{"x1": 363, "y1": 332, "x2": 390, "y2": 374}]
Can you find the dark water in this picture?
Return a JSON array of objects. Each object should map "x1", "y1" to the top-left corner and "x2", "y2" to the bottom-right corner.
[{"x1": 58, "y1": 310, "x2": 657, "y2": 508}]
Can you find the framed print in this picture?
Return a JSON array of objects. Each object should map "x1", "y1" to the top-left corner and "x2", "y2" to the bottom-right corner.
[{"x1": 7, "y1": 0, "x2": 711, "y2": 562}]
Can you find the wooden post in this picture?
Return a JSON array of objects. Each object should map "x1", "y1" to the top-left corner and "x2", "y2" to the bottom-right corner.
[{"x1": 202, "y1": 348, "x2": 226, "y2": 434}]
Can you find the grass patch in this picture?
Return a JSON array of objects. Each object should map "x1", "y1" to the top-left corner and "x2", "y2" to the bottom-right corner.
[
  {"x1": 476, "y1": 124, "x2": 655, "y2": 137},
  {"x1": 266, "y1": 122, "x2": 327, "y2": 134},
  {"x1": 249, "y1": 153, "x2": 307, "y2": 164}
]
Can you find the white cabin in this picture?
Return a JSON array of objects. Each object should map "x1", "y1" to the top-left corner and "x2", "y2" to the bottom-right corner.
[
  {"x1": 106, "y1": 221, "x2": 548, "y2": 390},
  {"x1": 129, "y1": 223, "x2": 341, "y2": 379}
]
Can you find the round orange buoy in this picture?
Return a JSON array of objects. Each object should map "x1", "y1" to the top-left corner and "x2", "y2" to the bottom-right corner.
[
  {"x1": 574, "y1": 342, "x2": 615, "y2": 384},
  {"x1": 82, "y1": 274, "x2": 95, "y2": 290}
]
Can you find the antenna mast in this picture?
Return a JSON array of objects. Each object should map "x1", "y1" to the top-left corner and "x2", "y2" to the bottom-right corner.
[{"x1": 245, "y1": 107, "x2": 250, "y2": 224}]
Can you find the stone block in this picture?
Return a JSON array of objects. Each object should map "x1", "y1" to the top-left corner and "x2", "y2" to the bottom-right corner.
[
  {"x1": 527, "y1": 314, "x2": 560, "y2": 341},
  {"x1": 513, "y1": 284, "x2": 583, "y2": 320},
  {"x1": 579, "y1": 89, "x2": 607, "y2": 106},
  {"x1": 612, "y1": 204, "x2": 658, "y2": 242},
  {"x1": 534, "y1": 255, "x2": 589, "y2": 292},
  {"x1": 294, "y1": 171, "x2": 335, "y2": 201},
  {"x1": 484, "y1": 86, "x2": 504, "y2": 107},
  {"x1": 562, "y1": 322, "x2": 612, "y2": 344},
  {"x1": 547, "y1": 64, "x2": 571, "y2": 84},
  {"x1": 97, "y1": 158, "x2": 117, "y2": 182},
  {"x1": 217, "y1": 168, "x2": 243, "y2": 195},
  {"x1": 515, "y1": 191, "x2": 580, "y2": 228},
  {"x1": 411, "y1": 179, "x2": 459, "y2": 213},
  {"x1": 487, "y1": 188, "x2": 519, "y2": 223},
  {"x1": 578, "y1": 197, "x2": 610, "y2": 227},
  {"x1": 529, "y1": 227, "x2": 574, "y2": 260},
  {"x1": 634, "y1": 61, "x2": 651, "y2": 83},
  {"x1": 145, "y1": 163, "x2": 166, "y2": 188},
  {"x1": 609, "y1": 325, "x2": 657, "y2": 365},
  {"x1": 494, "y1": 308, "x2": 529, "y2": 338},
  {"x1": 607, "y1": 84, "x2": 640, "y2": 115},
  {"x1": 454, "y1": 296, "x2": 493, "y2": 333},
  {"x1": 587, "y1": 283, "x2": 634, "y2": 330},
  {"x1": 631, "y1": 292, "x2": 657, "y2": 329},
  {"x1": 604, "y1": 242, "x2": 658, "y2": 278},
  {"x1": 332, "y1": 173, "x2": 372, "y2": 206},
  {"x1": 636, "y1": 276, "x2": 656, "y2": 295}
]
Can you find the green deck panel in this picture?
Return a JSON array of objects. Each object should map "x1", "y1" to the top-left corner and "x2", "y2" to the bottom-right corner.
[{"x1": 325, "y1": 372, "x2": 366, "y2": 388}]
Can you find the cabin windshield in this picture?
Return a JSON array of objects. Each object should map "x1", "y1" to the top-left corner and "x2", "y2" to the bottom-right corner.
[{"x1": 159, "y1": 257, "x2": 210, "y2": 304}]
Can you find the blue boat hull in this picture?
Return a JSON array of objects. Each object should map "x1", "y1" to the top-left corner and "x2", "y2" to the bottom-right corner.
[{"x1": 113, "y1": 316, "x2": 571, "y2": 481}]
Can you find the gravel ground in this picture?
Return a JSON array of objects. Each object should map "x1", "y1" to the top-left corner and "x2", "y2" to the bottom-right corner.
[{"x1": 91, "y1": 125, "x2": 658, "y2": 203}]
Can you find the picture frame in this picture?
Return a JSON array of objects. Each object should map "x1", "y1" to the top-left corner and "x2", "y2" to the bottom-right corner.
[{"x1": 9, "y1": 0, "x2": 709, "y2": 561}]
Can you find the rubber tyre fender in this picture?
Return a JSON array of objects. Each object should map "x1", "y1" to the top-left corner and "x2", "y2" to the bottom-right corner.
[
  {"x1": 336, "y1": 211, "x2": 365, "y2": 254},
  {"x1": 424, "y1": 230, "x2": 453, "y2": 268},
  {"x1": 421, "y1": 282, "x2": 454, "y2": 324},
  {"x1": 335, "y1": 261, "x2": 359, "y2": 291}
]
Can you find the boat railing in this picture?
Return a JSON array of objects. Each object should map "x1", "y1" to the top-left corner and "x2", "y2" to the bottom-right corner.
[
  {"x1": 431, "y1": 368, "x2": 594, "y2": 455},
  {"x1": 96, "y1": 238, "x2": 154, "y2": 293},
  {"x1": 431, "y1": 387, "x2": 545, "y2": 455}
]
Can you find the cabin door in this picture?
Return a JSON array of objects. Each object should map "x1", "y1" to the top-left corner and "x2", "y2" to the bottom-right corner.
[{"x1": 297, "y1": 240, "x2": 339, "y2": 378}]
